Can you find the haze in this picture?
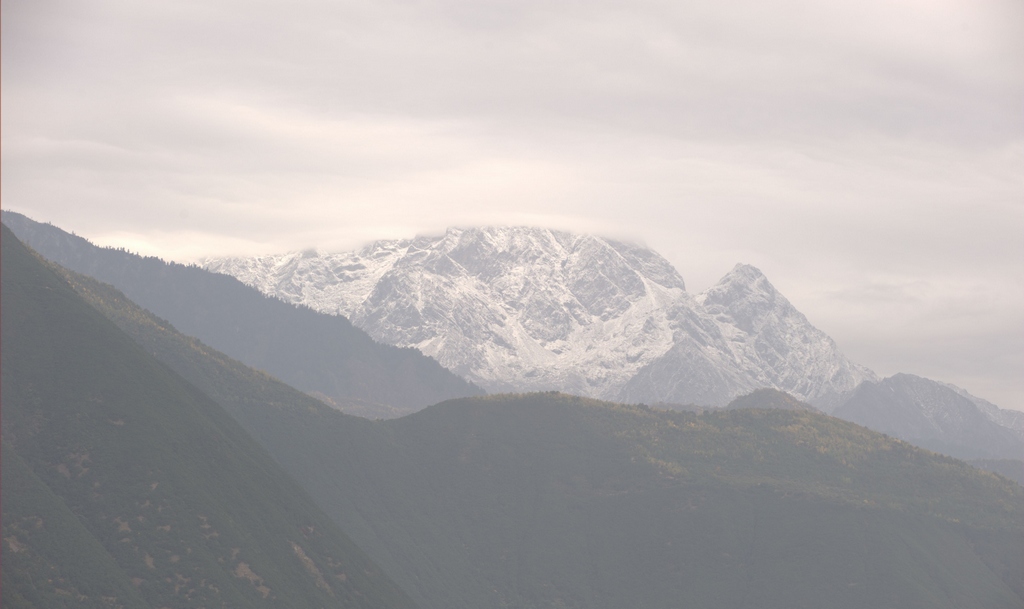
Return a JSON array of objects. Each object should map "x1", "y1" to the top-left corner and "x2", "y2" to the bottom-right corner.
[{"x1": 2, "y1": 0, "x2": 1021, "y2": 409}]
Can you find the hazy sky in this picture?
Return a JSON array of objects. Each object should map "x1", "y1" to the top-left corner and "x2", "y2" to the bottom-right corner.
[{"x1": 3, "y1": 0, "x2": 1022, "y2": 409}]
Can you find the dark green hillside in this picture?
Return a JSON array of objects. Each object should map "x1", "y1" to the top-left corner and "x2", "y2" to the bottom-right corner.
[
  {"x1": 970, "y1": 459, "x2": 1024, "y2": 487},
  {"x1": 0, "y1": 225, "x2": 415, "y2": 608},
  {"x1": 26, "y1": 228, "x2": 1024, "y2": 609},
  {"x1": 357, "y1": 395, "x2": 1024, "y2": 608},
  {"x1": 2, "y1": 210, "x2": 482, "y2": 417},
  {"x1": 1, "y1": 442, "x2": 149, "y2": 609}
]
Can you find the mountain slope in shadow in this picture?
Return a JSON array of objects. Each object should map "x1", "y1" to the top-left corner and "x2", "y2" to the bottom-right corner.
[{"x1": 1, "y1": 224, "x2": 416, "y2": 609}]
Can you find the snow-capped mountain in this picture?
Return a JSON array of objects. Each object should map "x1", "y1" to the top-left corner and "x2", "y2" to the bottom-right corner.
[
  {"x1": 619, "y1": 264, "x2": 877, "y2": 407},
  {"x1": 203, "y1": 227, "x2": 873, "y2": 406}
]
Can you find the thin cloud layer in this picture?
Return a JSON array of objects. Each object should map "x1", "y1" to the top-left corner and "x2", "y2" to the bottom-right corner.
[{"x1": 2, "y1": 0, "x2": 1022, "y2": 407}]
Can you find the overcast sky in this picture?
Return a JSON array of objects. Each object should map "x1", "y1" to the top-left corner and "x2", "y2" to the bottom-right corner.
[{"x1": 3, "y1": 0, "x2": 1022, "y2": 409}]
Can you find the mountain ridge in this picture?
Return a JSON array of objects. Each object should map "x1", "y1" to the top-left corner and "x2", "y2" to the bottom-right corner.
[
  {"x1": 199, "y1": 225, "x2": 1023, "y2": 459},
  {"x1": 1, "y1": 210, "x2": 482, "y2": 419},
  {"x1": 203, "y1": 226, "x2": 874, "y2": 406},
  {"x1": 835, "y1": 373, "x2": 1024, "y2": 460},
  {"x1": 8, "y1": 212, "x2": 1020, "y2": 461}
]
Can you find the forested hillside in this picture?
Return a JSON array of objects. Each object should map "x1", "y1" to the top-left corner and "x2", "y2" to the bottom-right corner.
[{"x1": 0, "y1": 225, "x2": 415, "y2": 609}]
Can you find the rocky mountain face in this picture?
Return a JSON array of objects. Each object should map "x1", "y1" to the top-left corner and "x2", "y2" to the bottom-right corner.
[
  {"x1": 619, "y1": 263, "x2": 877, "y2": 407},
  {"x1": 204, "y1": 227, "x2": 874, "y2": 406}
]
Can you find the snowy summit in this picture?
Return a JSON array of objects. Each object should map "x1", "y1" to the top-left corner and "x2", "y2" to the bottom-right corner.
[{"x1": 203, "y1": 227, "x2": 875, "y2": 406}]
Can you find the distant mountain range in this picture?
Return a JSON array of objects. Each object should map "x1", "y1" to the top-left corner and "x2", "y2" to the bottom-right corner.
[
  {"x1": 201, "y1": 225, "x2": 1022, "y2": 461},
  {"x1": 835, "y1": 373, "x2": 1024, "y2": 460},
  {"x1": 7, "y1": 221, "x2": 1021, "y2": 608},
  {"x1": 4, "y1": 212, "x2": 1021, "y2": 462}
]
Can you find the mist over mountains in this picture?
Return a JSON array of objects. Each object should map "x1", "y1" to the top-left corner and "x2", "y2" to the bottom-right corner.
[{"x1": 4, "y1": 0, "x2": 1020, "y2": 603}]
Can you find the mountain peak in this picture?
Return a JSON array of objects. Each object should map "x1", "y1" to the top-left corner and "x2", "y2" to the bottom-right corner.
[
  {"x1": 203, "y1": 227, "x2": 872, "y2": 406},
  {"x1": 697, "y1": 264, "x2": 785, "y2": 320},
  {"x1": 728, "y1": 263, "x2": 766, "y2": 279},
  {"x1": 730, "y1": 263, "x2": 774, "y2": 288}
]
